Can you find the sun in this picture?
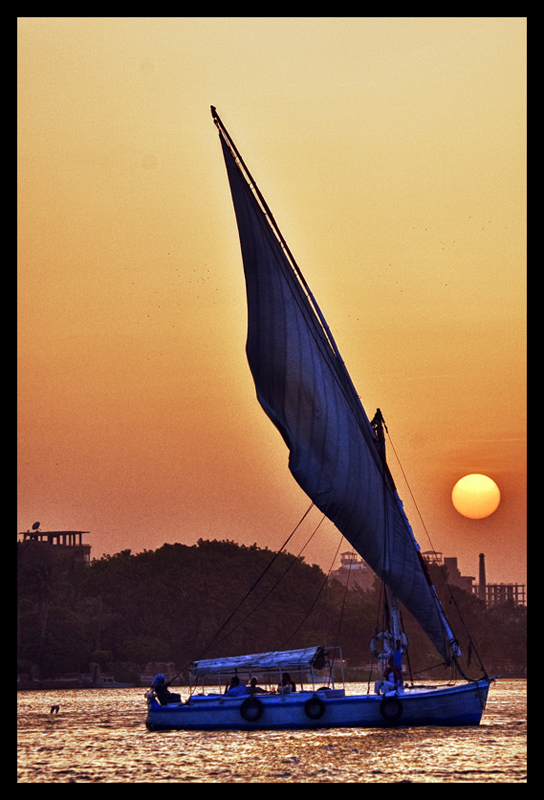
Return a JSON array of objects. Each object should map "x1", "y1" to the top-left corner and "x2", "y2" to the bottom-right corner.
[{"x1": 451, "y1": 474, "x2": 501, "y2": 519}]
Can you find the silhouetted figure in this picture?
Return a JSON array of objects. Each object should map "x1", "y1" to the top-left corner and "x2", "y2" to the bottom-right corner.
[
  {"x1": 278, "y1": 673, "x2": 296, "y2": 694},
  {"x1": 248, "y1": 677, "x2": 267, "y2": 694},
  {"x1": 224, "y1": 676, "x2": 249, "y2": 697},
  {"x1": 151, "y1": 673, "x2": 181, "y2": 705}
]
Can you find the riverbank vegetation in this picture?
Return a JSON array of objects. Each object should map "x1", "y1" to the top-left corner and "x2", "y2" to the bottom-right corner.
[{"x1": 17, "y1": 539, "x2": 526, "y2": 683}]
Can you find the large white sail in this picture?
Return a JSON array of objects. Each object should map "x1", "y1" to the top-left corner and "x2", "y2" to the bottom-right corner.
[{"x1": 214, "y1": 110, "x2": 459, "y2": 664}]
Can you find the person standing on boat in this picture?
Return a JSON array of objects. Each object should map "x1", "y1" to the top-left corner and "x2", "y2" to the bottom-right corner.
[{"x1": 392, "y1": 648, "x2": 405, "y2": 693}]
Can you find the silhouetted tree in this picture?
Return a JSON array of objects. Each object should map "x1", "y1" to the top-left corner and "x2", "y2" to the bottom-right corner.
[{"x1": 17, "y1": 539, "x2": 527, "y2": 681}]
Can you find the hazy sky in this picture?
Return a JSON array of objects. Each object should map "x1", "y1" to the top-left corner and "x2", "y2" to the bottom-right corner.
[{"x1": 18, "y1": 17, "x2": 526, "y2": 585}]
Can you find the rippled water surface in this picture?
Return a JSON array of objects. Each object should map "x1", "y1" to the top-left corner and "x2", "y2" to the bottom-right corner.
[{"x1": 17, "y1": 680, "x2": 526, "y2": 783}]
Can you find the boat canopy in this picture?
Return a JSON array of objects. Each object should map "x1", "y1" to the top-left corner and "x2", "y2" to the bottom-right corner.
[{"x1": 189, "y1": 646, "x2": 328, "y2": 678}]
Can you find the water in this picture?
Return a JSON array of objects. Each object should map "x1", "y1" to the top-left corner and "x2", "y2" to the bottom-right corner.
[{"x1": 17, "y1": 680, "x2": 526, "y2": 783}]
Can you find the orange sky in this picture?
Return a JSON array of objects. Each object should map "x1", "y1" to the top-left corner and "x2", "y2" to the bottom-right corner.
[{"x1": 18, "y1": 18, "x2": 526, "y2": 586}]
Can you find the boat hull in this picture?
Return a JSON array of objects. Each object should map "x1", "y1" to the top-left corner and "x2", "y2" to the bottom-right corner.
[{"x1": 146, "y1": 679, "x2": 493, "y2": 731}]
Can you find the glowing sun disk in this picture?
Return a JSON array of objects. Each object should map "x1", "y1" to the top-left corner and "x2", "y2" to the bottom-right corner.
[{"x1": 451, "y1": 474, "x2": 501, "y2": 519}]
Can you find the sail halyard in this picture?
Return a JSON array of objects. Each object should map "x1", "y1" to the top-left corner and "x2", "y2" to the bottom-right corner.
[{"x1": 213, "y1": 108, "x2": 460, "y2": 665}]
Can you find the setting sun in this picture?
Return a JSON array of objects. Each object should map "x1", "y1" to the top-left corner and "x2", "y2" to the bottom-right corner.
[{"x1": 452, "y1": 474, "x2": 501, "y2": 520}]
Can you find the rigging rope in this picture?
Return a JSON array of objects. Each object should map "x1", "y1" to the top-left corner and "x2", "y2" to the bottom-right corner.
[
  {"x1": 195, "y1": 501, "x2": 315, "y2": 658},
  {"x1": 283, "y1": 528, "x2": 344, "y2": 648},
  {"x1": 210, "y1": 511, "x2": 327, "y2": 652},
  {"x1": 385, "y1": 429, "x2": 432, "y2": 546},
  {"x1": 333, "y1": 545, "x2": 353, "y2": 646},
  {"x1": 167, "y1": 502, "x2": 315, "y2": 685},
  {"x1": 385, "y1": 427, "x2": 488, "y2": 679}
]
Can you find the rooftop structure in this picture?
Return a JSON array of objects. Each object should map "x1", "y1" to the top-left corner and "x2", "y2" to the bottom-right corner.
[
  {"x1": 18, "y1": 524, "x2": 91, "y2": 567},
  {"x1": 329, "y1": 551, "x2": 376, "y2": 591},
  {"x1": 421, "y1": 551, "x2": 526, "y2": 607}
]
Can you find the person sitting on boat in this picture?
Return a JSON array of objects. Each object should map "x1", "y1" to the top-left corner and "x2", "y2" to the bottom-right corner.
[
  {"x1": 224, "y1": 676, "x2": 250, "y2": 697},
  {"x1": 374, "y1": 658, "x2": 403, "y2": 696},
  {"x1": 151, "y1": 673, "x2": 181, "y2": 705},
  {"x1": 247, "y1": 676, "x2": 267, "y2": 694},
  {"x1": 278, "y1": 673, "x2": 296, "y2": 694}
]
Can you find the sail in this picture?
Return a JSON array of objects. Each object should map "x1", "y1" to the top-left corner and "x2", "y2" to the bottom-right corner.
[{"x1": 213, "y1": 110, "x2": 458, "y2": 664}]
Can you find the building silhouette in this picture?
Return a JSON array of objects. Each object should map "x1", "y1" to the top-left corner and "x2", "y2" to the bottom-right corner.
[
  {"x1": 421, "y1": 550, "x2": 526, "y2": 607},
  {"x1": 17, "y1": 524, "x2": 91, "y2": 568},
  {"x1": 421, "y1": 551, "x2": 475, "y2": 594},
  {"x1": 331, "y1": 549, "x2": 526, "y2": 607},
  {"x1": 475, "y1": 553, "x2": 526, "y2": 606},
  {"x1": 329, "y1": 551, "x2": 376, "y2": 591}
]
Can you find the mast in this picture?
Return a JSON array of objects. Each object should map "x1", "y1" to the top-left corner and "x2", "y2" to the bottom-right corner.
[{"x1": 370, "y1": 408, "x2": 405, "y2": 665}]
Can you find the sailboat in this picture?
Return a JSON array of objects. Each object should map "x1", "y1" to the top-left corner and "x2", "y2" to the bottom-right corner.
[{"x1": 145, "y1": 108, "x2": 493, "y2": 731}]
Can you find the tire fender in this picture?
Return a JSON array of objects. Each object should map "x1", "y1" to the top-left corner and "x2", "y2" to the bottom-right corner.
[
  {"x1": 240, "y1": 696, "x2": 264, "y2": 722},
  {"x1": 304, "y1": 695, "x2": 326, "y2": 720},
  {"x1": 379, "y1": 696, "x2": 403, "y2": 723}
]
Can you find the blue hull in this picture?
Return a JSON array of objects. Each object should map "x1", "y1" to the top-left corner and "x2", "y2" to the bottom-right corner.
[{"x1": 146, "y1": 679, "x2": 493, "y2": 731}]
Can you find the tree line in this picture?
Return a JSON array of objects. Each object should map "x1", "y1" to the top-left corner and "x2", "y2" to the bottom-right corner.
[{"x1": 17, "y1": 538, "x2": 526, "y2": 683}]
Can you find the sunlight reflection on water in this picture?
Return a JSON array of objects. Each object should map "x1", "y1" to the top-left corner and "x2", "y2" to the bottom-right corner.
[{"x1": 17, "y1": 680, "x2": 526, "y2": 783}]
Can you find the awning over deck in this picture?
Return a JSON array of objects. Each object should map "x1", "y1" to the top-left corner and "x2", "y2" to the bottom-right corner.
[{"x1": 189, "y1": 646, "x2": 328, "y2": 678}]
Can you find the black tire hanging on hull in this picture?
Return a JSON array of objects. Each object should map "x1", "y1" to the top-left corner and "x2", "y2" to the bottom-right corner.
[
  {"x1": 304, "y1": 696, "x2": 326, "y2": 720},
  {"x1": 240, "y1": 697, "x2": 264, "y2": 722},
  {"x1": 379, "y1": 697, "x2": 403, "y2": 723}
]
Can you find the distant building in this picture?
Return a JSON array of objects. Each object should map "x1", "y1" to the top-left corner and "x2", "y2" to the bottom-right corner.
[
  {"x1": 17, "y1": 525, "x2": 91, "y2": 568},
  {"x1": 328, "y1": 548, "x2": 527, "y2": 607},
  {"x1": 421, "y1": 551, "x2": 475, "y2": 594},
  {"x1": 474, "y1": 552, "x2": 526, "y2": 607},
  {"x1": 329, "y1": 551, "x2": 376, "y2": 592},
  {"x1": 422, "y1": 551, "x2": 526, "y2": 608},
  {"x1": 482, "y1": 582, "x2": 527, "y2": 606}
]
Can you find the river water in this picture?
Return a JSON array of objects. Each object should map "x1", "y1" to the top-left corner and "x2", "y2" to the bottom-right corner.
[{"x1": 17, "y1": 680, "x2": 526, "y2": 783}]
